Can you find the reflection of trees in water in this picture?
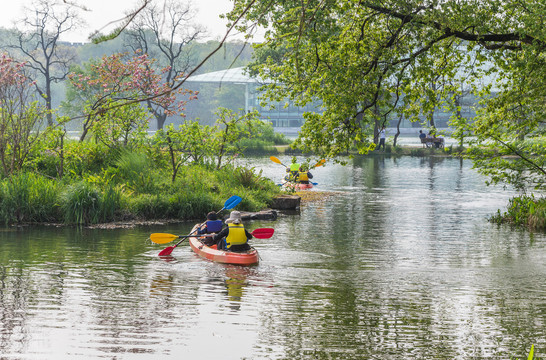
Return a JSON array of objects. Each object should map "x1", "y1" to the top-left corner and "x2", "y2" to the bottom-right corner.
[
  {"x1": 0, "y1": 227, "x2": 203, "y2": 356},
  {"x1": 269, "y1": 156, "x2": 508, "y2": 358},
  {"x1": 0, "y1": 265, "x2": 31, "y2": 354}
]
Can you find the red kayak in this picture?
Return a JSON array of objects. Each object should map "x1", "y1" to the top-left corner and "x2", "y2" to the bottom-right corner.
[
  {"x1": 282, "y1": 181, "x2": 313, "y2": 190},
  {"x1": 188, "y1": 225, "x2": 259, "y2": 266}
]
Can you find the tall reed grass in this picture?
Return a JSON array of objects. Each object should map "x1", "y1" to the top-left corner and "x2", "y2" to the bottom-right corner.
[
  {"x1": 0, "y1": 160, "x2": 281, "y2": 225},
  {"x1": 60, "y1": 181, "x2": 123, "y2": 224},
  {"x1": 0, "y1": 172, "x2": 61, "y2": 224}
]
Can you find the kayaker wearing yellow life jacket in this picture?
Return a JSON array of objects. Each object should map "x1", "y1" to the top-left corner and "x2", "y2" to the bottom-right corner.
[
  {"x1": 214, "y1": 211, "x2": 253, "y2": 252},
  {"x1": 296, "y1": 165, "x2": 313, "y2": 184},
  {"x1": 285, "y1": 162, "x2": 300, "y2": 182}
]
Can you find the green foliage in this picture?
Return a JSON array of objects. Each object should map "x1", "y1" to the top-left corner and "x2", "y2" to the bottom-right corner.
[
  {"x1": 237, "y1": 120, "x2": 291, "y2": 154},
  {"x1": 88, "y1": 100, "x2": 150, "y2": 148},
  {"x1": 466, "y1": 137, "x2": 546, "y2": 192},
  {"x1": 490, "y1": 195, "x2": 546, "y2": 231},
  {"x1": 233, "y1": 166, "x2": 276, "y2": 191},
  {"x1": 153, "y1": 121, "x2": 217, "y2": 182},
  {"x1": 249, "y1": 120, "x2": 291, "y2": 145},
  {"x1": 0, "y1": 55, "x2": 48, "y2": 176},
  {"x1": 0, "y1": 172, "x2": 61, "y2": 224},
  {"x1": 231, "y1": 0, "x2": 546, "y2": 193},
  {"x1": 113, "y1": 149, "x2": 159, "y2": 193},
  {"x1": 60, "y1": 181, "x2": 123, "y2": 225},
  {"x1": 62, "y1": 141, "x2": 114, "y2": 177},
  {"x1": 127, "y1": 191, "x2": 215, "y2": 220},
  {"x1": 61, "y1": 181, "x2": 101, "y2": 224}
]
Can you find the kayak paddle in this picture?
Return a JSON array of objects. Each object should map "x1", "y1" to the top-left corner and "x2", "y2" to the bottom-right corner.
[
  {"x1": 157, "y1": 195, "x2": 242, "y2": 256},
  {"x1": 270, "y1": 156, "x2": 287, "y2": 168},
  {"x1": 154, "y1": 228, "x2": 274, "y2": 251},
  {"x1": 312, "y1": 159, "x2": 326, "y2": 168},
  {"x1": 150, "y1": 233, "x2": 213, "y2": 244}
]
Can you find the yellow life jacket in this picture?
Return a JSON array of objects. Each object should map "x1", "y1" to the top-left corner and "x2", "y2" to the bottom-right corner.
[
  {"x1": 226, "y1": 223, "x2": 247, "y2": 248},
  {"x1": 297, "y1": 171, "x2": 309, "y2": 182}
]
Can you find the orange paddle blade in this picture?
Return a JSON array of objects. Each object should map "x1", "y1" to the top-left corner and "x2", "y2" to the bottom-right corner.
[
  {"x1": 270, "y1": 156, "x2": 282, "y2": 164},
  {"x1": 312, "y1": 159, "x2": 326, "y2": 168}
]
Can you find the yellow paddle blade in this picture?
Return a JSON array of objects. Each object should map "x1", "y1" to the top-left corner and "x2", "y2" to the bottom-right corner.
[
  {"x1": 270, "y1": 156, "x2": 282, "y2": 164},
  {"x1": 150, "y1": 233, "x2": 179, "y2": 244},
  {"x1": 313, "y1": 159, "x2": 326, "y2": 168}
]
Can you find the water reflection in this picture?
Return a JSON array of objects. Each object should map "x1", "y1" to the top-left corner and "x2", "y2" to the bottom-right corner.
[{"x1": 0, "y1": 157, "x2": 544, "y2": 359}]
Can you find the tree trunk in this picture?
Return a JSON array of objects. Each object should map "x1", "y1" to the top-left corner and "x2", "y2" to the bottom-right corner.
[
  {"x1": 156, "y1": 113, "x2": 167, "y2": 130},
  {"x1": 166, "y1": 135, "x2": 179, "y2": 183},
  {"x1": 45, "y1": 77, "x2": 53, "y2": 126},
  {"x1": 393, "y1": 114, "x2": 402, "y2": 147},
  {"x1": 56, "y1": 131, "x2": 65, "y2": 178}
]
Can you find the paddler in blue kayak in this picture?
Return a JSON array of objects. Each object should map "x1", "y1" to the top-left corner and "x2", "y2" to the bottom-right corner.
[{"x1": 214, "y1": 211, "x2": 253, "y2": 252}]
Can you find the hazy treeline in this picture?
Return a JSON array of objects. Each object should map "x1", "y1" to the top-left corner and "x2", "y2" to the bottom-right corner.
[{"x1": 0, "y1": 26, "x2": 254, "y2": 129}]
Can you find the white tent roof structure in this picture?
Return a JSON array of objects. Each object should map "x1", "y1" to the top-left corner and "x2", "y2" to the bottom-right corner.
[
  {"x1": 185, "y1": 67, "x2": 267, "y2": 113},
  {"x1": 185, "y1": 67, "x2": 264, "y2": 84}
]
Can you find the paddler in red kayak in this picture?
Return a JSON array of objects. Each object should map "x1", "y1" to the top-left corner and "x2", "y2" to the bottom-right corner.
[
  {"x1": 214, "y1": 211, "x2": 253, "y2": 252},
  {"x1": 197, "y1": 211, "x2": 224, "y2": 246},
  {"x1": 296, "y1": 164, "x2": 313, "y2": 184}
]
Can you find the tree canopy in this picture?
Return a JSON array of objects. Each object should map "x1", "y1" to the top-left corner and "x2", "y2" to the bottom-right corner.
[{"x1": 229, "y1": 0, "x2": 545, "y2": 190}]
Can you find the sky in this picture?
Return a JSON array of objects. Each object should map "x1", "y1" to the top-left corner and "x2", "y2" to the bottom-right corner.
[{"x1": 0, "y1": 0, "x2": 243, "y2": 43}]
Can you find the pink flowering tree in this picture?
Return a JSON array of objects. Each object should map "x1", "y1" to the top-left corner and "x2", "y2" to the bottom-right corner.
[
  {"x1": 67, "y1": 52, "x2": 196, "y2": 145},
  {"x1": 0, "y1": 54, "x2": 47, "y2": 176}
]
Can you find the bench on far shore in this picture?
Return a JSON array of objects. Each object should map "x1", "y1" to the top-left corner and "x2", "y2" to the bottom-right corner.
[{"x1": 420, "y1": 137, "x2": 445, "y2": 148}]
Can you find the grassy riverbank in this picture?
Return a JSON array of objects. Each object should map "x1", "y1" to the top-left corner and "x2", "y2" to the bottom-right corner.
[{"x1": 0, "y1": 146, "x2": 281, "y2": 226}]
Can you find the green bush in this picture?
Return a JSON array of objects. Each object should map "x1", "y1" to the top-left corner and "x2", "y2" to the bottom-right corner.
[
  {"x1": 0, "y1": 172, "x2": 61, "y2": 224},
  {"x1": 114, "y1": 149, "x2": 161, "y2": 193},
  {"x1": 491, "y1": 195, "x2": 546, "y2": 231},
  {"x1": 61, "y1": 181, "x2": 102, "y2": 224},
  {"x1": 127, "y1": 190, "x2": 216, "y2": 219}
]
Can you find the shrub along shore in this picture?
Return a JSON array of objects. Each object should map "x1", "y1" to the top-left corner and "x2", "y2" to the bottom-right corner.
[
  {"x1": 0, "y1": 142, "x2": 282, "y2": 226},
  {"x1": 1, "y1": 138, "x2": 542, "y2": 232}
]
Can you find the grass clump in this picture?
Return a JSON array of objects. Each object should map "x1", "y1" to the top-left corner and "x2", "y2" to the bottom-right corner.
[
  {"x1": 490, "y1": 195, "x2": 546, "y2": 231},
  {"x1": 0, "y1": 172, "x2": 61, "y2": 224}
]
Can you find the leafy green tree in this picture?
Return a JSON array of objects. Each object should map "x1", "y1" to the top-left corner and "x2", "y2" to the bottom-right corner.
[
  {"x1": 153, "y1": 121, "x2": 216, "y2": 182},
  {"x1": 229, "y1": 0, "x2": 545, "y2": 190},
  {"x1": 211, "y1": 108, "x2": 262, "y2": 169}
]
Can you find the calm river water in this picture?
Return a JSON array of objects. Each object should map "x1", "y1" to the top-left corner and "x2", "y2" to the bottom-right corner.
[{"x1": 1, "y1": 156, "x2": 545, "y2": 359}]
